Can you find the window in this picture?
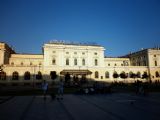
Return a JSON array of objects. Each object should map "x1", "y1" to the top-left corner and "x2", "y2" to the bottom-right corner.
[
  {"x1": 12, "y1": 71, "x2": 19, "y2": 80},
  {"x1": 11, "y1": 62, "x2": 14, "y2": 65},
  {"x1": 154, "y1": 55, "x2": 156, "y2": 57},
  {"x1": 52, "y1": 58, "x2": 56, "y2": 65},
  {"x1": 66, "y1": 52, "x2": 69, "y2": 54},
  {"x1": 94, "y1": 52, "x2": 97, "y2": 55},
  {"x1": 39, "y1": 62, "x2": 42, "y2": 66},
  {"x1": 74, "y1": 52, "x2": 77, "y2": 54},
  {"x1": 52, "y1": 51, "x2": 56, "y2": 53},
  {"x1": 82, "y1": 52, "x2": 85, "y2": 55},
  {"x1": 82, "y1": 59, "x2": 85, "y2": 66},
  {"x1": 30, "y1": 62, "x2": 32, "y2": 66},
  {"x1": 137, "y1": 72, "x2": 141, "y2": 78},
  {"x1": 74, "y1": 58, "x2": 77, "y2": 65},
  {"x1": 95, "y1": 59, "x2": 98, "y2": 66},
  {"x1": 143, "y1": 60, "x2": 147, "y2": 66},
  {"x1": 113, "y1": 71, "x2": 119, "y2": 78},
  {"x1": 155, "y1": 71, "x2": 159, "y2": 78},
  {"x1": 21, "y1": 62, "x2": 23, "y2": 66},
  {"x1": 105, "y1": 71, "x2": 109, "y2": 78},
  {"x1": 66, "y1": 58, "x2": 69, "y2": 65},
  {"x1": 36, "y1": 71, "x2": 42, "y2": 80},
  {"x1": 108, "y1": 64, "x2": 110, "y2": 66},
  {"x1": 129, "y1": 71, "x2": 133, "y2": 78},
  {"x1": 114, "y1": 64, "x2": 117, "y2": 66},
  {"x1": 155, "y1": 61, "x2": 157, "y2": 66},
  {"x1": 0, "y1": 71, "x2": 6, "y2": 80},
  {"x1": 120, "y1": 71, "x2": 127, "y2": 79},
  {"x1": 95, "y1": 71, "x2": 99, "y2": 78},
  {"x1": 50, "y1": 71, "x2": 57, "y2": 80},
  {"x1": 24, "y1": 71, "x2": 30, "y2": 80}
]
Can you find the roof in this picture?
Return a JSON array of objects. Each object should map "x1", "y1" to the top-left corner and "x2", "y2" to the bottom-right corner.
[{"x1": 48, "y1": 40, "x2": 102, "y2": 47}]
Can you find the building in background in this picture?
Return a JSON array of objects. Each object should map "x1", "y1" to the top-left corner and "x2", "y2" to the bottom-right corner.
[{"x1": 0, "y1": 41, "x2": 160, "y2": 86}]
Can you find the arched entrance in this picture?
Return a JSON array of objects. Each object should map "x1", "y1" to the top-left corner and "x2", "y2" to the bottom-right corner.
[{"x1": 60, "y1": 69, "x2": 92, "y2": 86}]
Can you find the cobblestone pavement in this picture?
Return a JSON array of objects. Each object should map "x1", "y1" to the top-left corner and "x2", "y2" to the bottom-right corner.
[{"x1": 0, "y1": 93, "x2": 160, "y2": 120}]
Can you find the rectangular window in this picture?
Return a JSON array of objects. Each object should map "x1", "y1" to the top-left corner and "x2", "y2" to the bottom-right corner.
[
  {"x1": 52, "y1": 59, "x2": 56, "y2": 65},
  {"x1": 66, "y1": 58, "x2": 69, "y2": 65},
  {"x1": 155, "y1": 61, "x2": 157, "y2": 66},
  {"x1": 82, "y1": 59, "x2": 85, "y2": 66},
  {"x1": 74, "y1": 58, "x2": 77, "y2": 65}
]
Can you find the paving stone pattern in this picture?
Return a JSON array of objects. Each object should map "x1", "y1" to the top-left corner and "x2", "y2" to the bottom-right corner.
[{"x1": 0, "y1": 93, "x2": 160, "y2": 120}]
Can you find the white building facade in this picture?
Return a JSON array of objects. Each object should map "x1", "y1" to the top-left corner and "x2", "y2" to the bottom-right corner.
[{"x1": 0, "y1": 41, "x2": 160, "y2": 86}]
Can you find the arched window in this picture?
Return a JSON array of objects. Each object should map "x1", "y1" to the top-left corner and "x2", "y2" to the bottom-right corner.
[
  {"x1": 113, "y1": 71, "x2": 119, "y2": 79},
  {"x1": 66, "y1": 58, "x2": 69, "y2": 65},
  {"x1": 52, "y1": 58, "x2": 56, "y2": 65},
  {"x1": 129, "y1": 71, "x2": 133, "y2": 78},
  {"x1": 82, "y1": 59, "x2": 85, "y2": 66},
  {"x1": 155, "y1": 71, "x2": 159, "y2": 78},
  {"x1": 105, "y1": 71, "x2": 109, "y2": 78},
  {"x1": 155, "y1": 61, "x2": 157, "y2": 66},
  {"x1": 95, "y1": 59, "x2": 98, "y2": 66},
  {"x1": 142, "y1": 72, "x2": 148, "y2": 79},
  {"x1": 137, "y1": 72, "x2": 141, "y2": 78},
  {"x1": 12, "y1": 71, "x2": 19, "y2": 80},
  {"x1": 36, "y1": 71, "x2": 42, "y2": 80},
  {"x1": 95, "y1": 71, "x2": 99, "y2": 78},
  {"x1": 24, "y1": 71, "x2": 30, "y2": 80},
  {"x1": 0, "y1": 71, "x2": 6, "y2": 80},
  {"x1": 120, "y1": 71, "x2": 127, "y2": 79},
  {"x1": 74, "y1": 58, "x2": 77, "y2": 65}
]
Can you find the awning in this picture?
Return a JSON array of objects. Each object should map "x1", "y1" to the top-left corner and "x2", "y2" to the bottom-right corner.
[{"x1": 60, "y1": 69, "x2": 92, "y2": 75}]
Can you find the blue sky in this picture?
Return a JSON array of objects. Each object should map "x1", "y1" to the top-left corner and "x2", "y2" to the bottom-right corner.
[{"x1": 0, "y1": 0, "x2": 160, "y2": 57}]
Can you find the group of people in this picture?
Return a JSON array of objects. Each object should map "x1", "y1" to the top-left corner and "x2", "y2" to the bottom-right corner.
[{"x1": 41, "y1": 79, "x2": 64, "y2": 100}]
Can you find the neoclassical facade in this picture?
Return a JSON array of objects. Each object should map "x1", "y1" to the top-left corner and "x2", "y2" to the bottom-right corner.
[{"x1": 0, "y1": 41, "x2": 160, "y2": 86}]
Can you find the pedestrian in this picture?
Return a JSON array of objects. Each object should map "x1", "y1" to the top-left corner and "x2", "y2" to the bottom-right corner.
[
  {"x1": 57, "y1": 79, "x2": 64, "y2": 100},
  {"x1": 42, "y1": 80, "x2": 48, "y2": 100}
]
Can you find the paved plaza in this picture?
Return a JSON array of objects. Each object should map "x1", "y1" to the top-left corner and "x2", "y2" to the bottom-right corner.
[{"x1": 0, "y1": 93, "x2": 160, "y2": 120}]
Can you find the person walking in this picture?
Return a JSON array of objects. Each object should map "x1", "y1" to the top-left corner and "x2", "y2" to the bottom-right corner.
[
  {"x1": 42, "y1": 80, "x2": 48, "y2": 100},
  {"x1": 57, "y1": 79, "x2": 64, "y2": 100}
]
